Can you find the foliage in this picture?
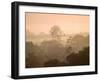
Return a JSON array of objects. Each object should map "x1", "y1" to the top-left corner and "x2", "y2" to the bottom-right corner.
[
  {"x1": 49, "y1": 25, "x2": 62, "y2": 40},
  {"x1": 25, "y1": 42, "x2": 43, "y2": 68},
  {"x1": 66, "y1": 47, "x2": 89, "y2": 66}
]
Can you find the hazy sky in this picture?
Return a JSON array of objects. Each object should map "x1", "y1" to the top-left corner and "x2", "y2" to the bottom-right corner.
[{"x1": 26, "y1": 12, "x2": 89, "y2": 35}]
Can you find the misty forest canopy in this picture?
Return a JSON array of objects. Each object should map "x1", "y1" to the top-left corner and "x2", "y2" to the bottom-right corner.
[{"x1": 26, "y1": 25, "x2": 89, "y2": 68}]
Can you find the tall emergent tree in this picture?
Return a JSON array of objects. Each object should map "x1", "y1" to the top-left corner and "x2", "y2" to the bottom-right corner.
[{"x1": 50, "y1": 25, "x2": 62, "y2": 40}]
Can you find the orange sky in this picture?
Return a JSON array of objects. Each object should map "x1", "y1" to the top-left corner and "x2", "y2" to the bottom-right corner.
[{"x1": 26, "y1": 12, "x2": 89, "y2": 35}]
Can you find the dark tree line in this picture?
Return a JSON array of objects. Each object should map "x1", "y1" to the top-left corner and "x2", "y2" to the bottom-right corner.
[
  {"x1": 26, "y1": 41, "x2": 89, "y2": 68},
  {"x1": 44, "y1": 47, "x2": 89, "y2": 67}
]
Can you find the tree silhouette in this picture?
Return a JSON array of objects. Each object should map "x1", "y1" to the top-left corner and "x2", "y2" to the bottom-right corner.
[
  {"x1": 50, "y1": 25, "x2": 62, "y2": 40},
  {"x1": 66, "y1": 47, "x2": 89, "y2": 66},
  {"x1": 66, "y1": 34, "x2": 89, "y2": 53},
  {"x1": 25, "y1": 41, "x2": 43, "y2": 68}
]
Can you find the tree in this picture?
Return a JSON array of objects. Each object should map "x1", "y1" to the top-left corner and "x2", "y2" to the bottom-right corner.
[
  {"x1": 25, "y1": 41, "x2": 44, "y2": 68},
  {"x1": 66, "y1": 47, "x2": 89, "y2": 66},
  {"x1": 66, "y1": 34, "x2": 89, "y2": 53},
  {"x1": 40, "y1": 40, "x2": 65, "y2": 61},
  {"x1": 50, "y1": 25, "x2": 62, "y2": 40}
]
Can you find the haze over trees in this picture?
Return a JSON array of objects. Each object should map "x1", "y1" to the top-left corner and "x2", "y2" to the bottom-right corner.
[{"x1": 26, "y1": 25, "x2": 89, "y2": 68}]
